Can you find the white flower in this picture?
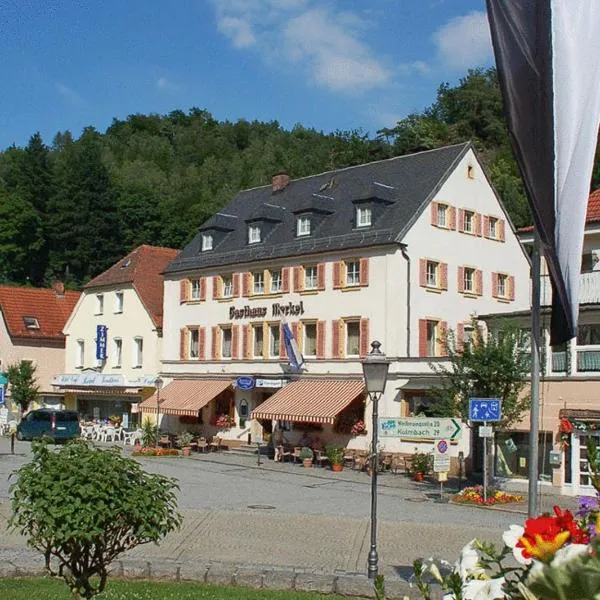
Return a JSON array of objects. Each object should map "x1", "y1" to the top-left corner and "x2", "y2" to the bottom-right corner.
[
  {"x1": 463, "y1": 577, "x2": 506, "y2": 599},
  {"x1": 502, "y1": 524, "x2": 531, "y2": 565},
  {"x1": 550, "y1": 543, "x2": 589, "y2": 567},
  {"x1": 454, "y1": 539, "x2": 484, "y2": 579}
]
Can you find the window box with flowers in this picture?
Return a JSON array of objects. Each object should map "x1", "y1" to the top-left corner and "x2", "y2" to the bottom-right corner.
[
  {"x1": 215, "y1": 414, "x2": 235, "y2": 429},
  {"x1": 350, "y1": 420, "x2": 367, "y2": 436}
]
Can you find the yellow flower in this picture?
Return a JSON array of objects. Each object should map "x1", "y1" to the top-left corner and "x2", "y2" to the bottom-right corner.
[{"x1": 518, "y1": 531, "x2": 570, "y2": 561}]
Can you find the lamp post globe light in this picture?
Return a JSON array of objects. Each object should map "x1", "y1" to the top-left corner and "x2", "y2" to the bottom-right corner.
[
  {"x1": 361, "y1": 340, "x2": 390, "y2": 580},
  {"x1": 154, "y1": 376, "x2": 163, "y2": 446}
]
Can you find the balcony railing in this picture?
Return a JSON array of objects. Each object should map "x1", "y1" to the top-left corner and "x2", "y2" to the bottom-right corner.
[
  {"x1": 577, "y1": 349, "x2": 600, "y2": 372},
  {"x1": 551, "y1": 351, "x2": 567, "y2": 373},
  {"x1": 541, "y1": 271, "x2": 600, "y2": 306}
]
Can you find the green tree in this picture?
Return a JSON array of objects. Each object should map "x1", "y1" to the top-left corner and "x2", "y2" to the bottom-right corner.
[
  {"x1": 7, "y1": 360, "x2": 40, "y2": 413},
  {"x1": 429, "y1": 320, "x2": 530, "y2": 429},
  {"x1": 9, "y1": 441, "x2": 181, "y2": 599}
]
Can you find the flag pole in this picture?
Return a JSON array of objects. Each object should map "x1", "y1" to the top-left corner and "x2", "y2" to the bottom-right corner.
[{"x1": 528, "y1": 231, "x2": 541, "y2": 517}]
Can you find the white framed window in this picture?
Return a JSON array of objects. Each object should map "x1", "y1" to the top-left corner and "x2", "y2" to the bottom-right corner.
[
  {"x1": 463, "y1": 326, "x2": 474, "y2": 351},
  {"x1": 95, "y1": 294, "x2": 104, "y2": 315},
  {"x1": 464, "y1": 211, "x2": 474, "y2": 233},
  {"x1": 253, "y1": 325, "x2": 264, "y2": 358},
  {"x1": 426, "y1": 261, "x2": 438, "y2": 287},
  {"x1": 189, "y1": 329, "x2": 199, "y2": 359},
  {"x1": 304, "y1": 266, "x2": 317, "y2": 290},
  {"x1": 114, "y1": 292, "x2": 124, "y2": 314},
  {"x1": 253, "y1": 271, "x2": 264, "y2": 294},
  {"x1": 296, "y1": 216, "x2": 311, "y2": 236},
  {"x1": 268, "y1": 324, "x2": 280, "y2": 358},
  {"x1": 222, "y1": 275, "x2": 233, "y2": 297},
  {"x1": 346, "y1": 261, "x2": 360, "y2": 286},
  {"x1": 426, "y1": 321, "x2": 438, "y2": 356},
  {"x1": 488, "y1": 217, "x2": 498, "y2": 239},
  {"x1": 346, "y1": 321, "x2": 360, "y2": 356},
  {"x1": 221, "y1": 327, "x2": 232, "y2": 358},
  {"x1": 356, "y1": 206, "x2": 372, "y2": 227},
  {"x1": 76, "y1": 340, "x2": 85, "y2": 368},
  {"x1": 23, "y1": 316, "x2": 40, "y2": 329},
  {"x1": 270, "y1": 270, "x2": 282, "y2": 293},
  {"x1": 133, "y1": 337, "x2": 143, "y2": 368},
  {"x1": 463, "y1": 267, "x2": 475, "y2": 293},
  {"x1": 248, "y1": 225, "x2": 261, "y2": 244},
  {"x1": 437, "y1": 204, "x2": 447, "y2": 227},
  {"x1": 201, "y1": 233, "x2": 214, "y2": 251},
  {"x1": 190, "y1": 279, "x2": 201, "y2": 301},
  {"x1": 304, "y1": 323, "x2": 317, "y2": 357},
  {"x1": 113, "y1": 338, "x2": 122, "y2": 367},
  {"x1": 497, "y1": 273, "x2": 508, "y2": 298}
]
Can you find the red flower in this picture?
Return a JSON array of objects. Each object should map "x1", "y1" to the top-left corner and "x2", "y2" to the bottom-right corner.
[{"x1": 559, "y1": 418, "x2": 573, "y2": 434}]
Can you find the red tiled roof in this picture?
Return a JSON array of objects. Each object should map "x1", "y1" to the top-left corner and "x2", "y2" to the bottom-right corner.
[
  {"x1": 0, "y1": 286, "x2": 80, "y2": 341},
  {"x1": 519, "y1": 188, "x2": 600, "y2": 233},
  {"x1": 251, "y1": 379, "x2": 365, "y2": 424},
  {"x1": 139, "y1": 379, "x2": 233, "y2": 417},
  {"x1": 85, "y1": 245, "x2": 179, "y2": 328}
]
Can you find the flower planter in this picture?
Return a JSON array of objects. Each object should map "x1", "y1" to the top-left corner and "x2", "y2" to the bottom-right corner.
[
  {"x1": 413, "y1": 471, "x2": 425, "y2": 482},
  {"x1": 303, "y1": 458, "x2": 313, "y2": 468},
  {"x1": 182, "y1": 447, "x2": 191, "y2": 457},
  {"x1": 331, "y1": 463, "x2": 343, "y2": 472}
]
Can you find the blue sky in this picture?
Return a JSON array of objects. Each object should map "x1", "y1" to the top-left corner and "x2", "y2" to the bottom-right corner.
[{"x1": 0, "y1": 0, "x2": 494, "y2": 149}]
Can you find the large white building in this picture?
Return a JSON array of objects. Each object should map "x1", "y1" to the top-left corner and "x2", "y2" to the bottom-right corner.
[{"x1": 143, "y1": 143, "x2": 530, "y2": 463}]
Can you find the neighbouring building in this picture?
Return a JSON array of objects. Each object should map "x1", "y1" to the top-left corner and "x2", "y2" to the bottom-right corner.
[
  {"x1": 0, "y1": 283, "x2": 80, "y2": 411},
  {"x1": 54, "y1": 245, "x2": 178, "y2": 425},
  {"x1": 483, "y1": 188, "x2": 600, "y2": 496},
  {"x1": 144, "y1": 142, "x2": 530, "y2": 466}
]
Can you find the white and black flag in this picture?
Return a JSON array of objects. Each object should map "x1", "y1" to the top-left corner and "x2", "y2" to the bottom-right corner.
[{"x1": 486, "y1": 1, "x2": 600, "y2": 345}]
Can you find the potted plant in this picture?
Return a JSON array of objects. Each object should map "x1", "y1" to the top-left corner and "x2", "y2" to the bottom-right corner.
[
  {"x1": 325, "y1": 445, "x2": 345, "y2": 472},
  {"x1": 410, "y1": 450, "x2": 433, "y2": 482},
  {"x1": 350, "y1": 420, "x2": 366, "y2": 436},
  {"x1": 177, "y1": 432, "x2": 194, "y2": 456},
  {"x1": 215, "y1": 414, "x2": 234, "y2": 429},
  {"x1": 299, "y1": 447, "x2": 314, "y2": 467}
]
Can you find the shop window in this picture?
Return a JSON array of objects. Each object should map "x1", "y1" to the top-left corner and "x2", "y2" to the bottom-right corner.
[
  {"x1": 95, "y1": 294, "x2": 104, "y2": 315},
  {"x1": 304, "y1": 322, "x2": 317, "y2": 357},
  {"x1": 248, "y1": 224, "x2": 261, "y2": 244},
  {"x1": 407, "y1": 396, "x2": 435, "y2": 417},
  {"x1": 133, "y1": 337, "x2": 143, "y2": 368},
  {"x1": 239, "y1": 399, "x2": 249, "y2": 427},
  {"x1": 76, "y1": 340, "x2": 85, "y2": 368},
  {"x1": 222, "y1": 275, "x2": 233, "y2": 297},
  {"x1": 201, "y1": 233, "x2": 213, "y2": 251},
  {"x1": 304, "y1": 266, "x2": 317, "y2": 290},
  {"x1": 268, "y1": 324, "x2": 280, "y2": 358},
  {"x1": 113, "y1": 338, "x2": 122, "y2": 367},
  {"x1": 270, "y1": 270, "x2": 282, "y2": 293},
  {"x1": 253, "y1": 271, "x2": 265, "y2": 295},
  {"x1": 356, "y1": 206, "x2": 372, "y2": 227},
  {"x1": 253, "y1": 325, "x2": 264, "y2": 358},
  {"x1": 189, "y1": 329, "x2": 199, "y2": 358},
  {"x1": 190, "y1": 279, "x2": 201, "y2": 301},
  {"x1": 114, "y1": 292, "x2": 124, "y2": 313},
  {"x1": 221, "y1": 327, "x2": 232, "y2": 358},
  {"x1": 345, "y1": 261, "x2": 360, "y2": 287},
  {"x1": 346, "y1": 321, "x2": 360, "y2": 356},
  {"x1": 495, "y1": 431, "x2": 552, "y2": 481},
  {"x1": 296, "y1": 216, "x2": 311, "y2": 237}
]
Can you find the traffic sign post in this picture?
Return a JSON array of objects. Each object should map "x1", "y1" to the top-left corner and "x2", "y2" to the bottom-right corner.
[
  {"x1": 379, "y1": 417, "x2": 462, "y2": 440},
  {"x1": 433, "y1": 440, "x2": 451, "y2": 502}
]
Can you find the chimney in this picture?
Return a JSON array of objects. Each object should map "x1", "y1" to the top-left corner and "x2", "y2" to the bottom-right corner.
[
  {"x1": 52, "y1": 281, "x2": 65, "y2": 297},
  {"x1": 272, "y1": 172, "x2": 290, "y2": 193}
]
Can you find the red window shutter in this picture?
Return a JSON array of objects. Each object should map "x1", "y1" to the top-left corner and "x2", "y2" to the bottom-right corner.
[
  {"x1": 418, "y1": 319, "x2": 428, "y2": 357},
  {"x1": 359, "y1": 258, "x2": 369, "y2": 287},
  {"x1": 499, "y1": 219, "x2": 506, "y2": 242},
  {"x1": 212, "y1": 276, "x2": 219, "y2": 300},
  {"x1": 199, "y1": 277, "x2": 207, "y2": 301},
  {"x1": 316, "y1": 321, "x2": 325, "y2": 358},
  {"x1": 439, "y1": 263, "x2": 448, "y2": 290},
  {"x1": 449, "y1": 206, "x2": 456, "y2": 230},
  {"x1": 279, "y1": 323, "x2": 287, "y2": 359},
  {"x1": 179, "y1": 327, "x2": 186, "y2": 359},
  {"x1": 282, "y1": 267, "x2": 290, "y2": 293},
  {"x1": 293, "y1": 266, "x2": 303, "y2": 292},
  {"x1": 232, "y1": 325, "x2": 240, "y2": 359},
  {"x1": 456, "y1": 322, "x2": 465, "y2": 352},
  {"x1": 332, "y1": 320, "x2": 340, "y2": 358},
  {"x1": 475, "y1": 269, "x2": 483, "y2": 295},
  {"x1": 333, "y1": 262, "x2": 343, "y2": 289},
  {"x1": 317, "y1": 263, "x2": 326, "y2": 290},
  {"x1": 419, "y1": 259, "x2": 427, "y2": 287},
  {"x1": 491, "y1": 272, "x2": 499, "y2": 298},
  {"x1": 199, "y1": 327, "x2": 206, "y2": 360},
  {"x1": 439, "y1": 321, "x2": 448, "y2": 356},
  {"x1": 359, "y1": 318, "x2": 370, "y2": 358},
  {"x1": 233, "y1": 273, "x2": 240, "y2": 297},
  {"x1": 211, "y1": 326, "x2": 219, "y2": 359},
  {"x1": 179, "y1": 280, "x2": 188, "y2": 304},
  {"x1": 483, "y1": 216, "x2": 490, "y2": 239},
  {"x1": 243, "y1": 324, "x2": 251, "y2": 359},
  {"x1": 243, "y1": 272, "x2": 252, "y2": 297},
  {"x1": 457, "y1": 267, "x2": 465, "y2": 293},
  {"x1": 458, "y1": 209, "x2": 465, "y2": 233},
  {"x1": 430, "y1": 202, "x2": 438, "y2": 225},
  {"x1": 509, "y1": 276, "x2": 515, "y2": 300},
  {"x1": 476, "y1": 213, "x2": 483, "y2": 236}
]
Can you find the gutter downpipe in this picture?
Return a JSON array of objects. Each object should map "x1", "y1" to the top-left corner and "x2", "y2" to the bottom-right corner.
[{"x1": 401, "y1": 246, "x2": 411, "y2": 357}]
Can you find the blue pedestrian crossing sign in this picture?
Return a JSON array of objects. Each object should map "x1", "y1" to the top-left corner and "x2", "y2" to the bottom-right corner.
[{"x1": 469, "y1": 398, "x2": 502, "y2": 422}]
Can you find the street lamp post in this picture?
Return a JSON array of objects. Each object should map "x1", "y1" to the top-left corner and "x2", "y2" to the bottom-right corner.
[
  {"x1": 154, "y1": 376, "x2": 163, "y2": 447},
  {"x1": 361, "y1": 341, "x2": 390, "y2": 580}
]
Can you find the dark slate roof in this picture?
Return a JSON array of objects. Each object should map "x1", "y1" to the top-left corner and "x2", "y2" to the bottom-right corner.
[{"x1": 166, "y1": 142, "x2": 472, "y2": 274}]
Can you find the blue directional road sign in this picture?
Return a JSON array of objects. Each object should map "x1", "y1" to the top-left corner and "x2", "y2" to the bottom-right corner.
[{"x1": 469, "y1": 398, "x2": 502, "y2": 422}]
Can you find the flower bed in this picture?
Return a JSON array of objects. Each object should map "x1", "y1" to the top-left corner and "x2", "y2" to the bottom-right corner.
[
  {"x1": 452, "y1": 485, "x2": 524, "y2": 506},
  {"x1": 132, "y1": 447, "x2": 179, "y2": 457}
]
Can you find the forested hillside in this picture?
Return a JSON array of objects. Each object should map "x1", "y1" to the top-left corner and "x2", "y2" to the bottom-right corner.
[{"x1": 1, "y1": 67, "x2": 597, "y2": 288}]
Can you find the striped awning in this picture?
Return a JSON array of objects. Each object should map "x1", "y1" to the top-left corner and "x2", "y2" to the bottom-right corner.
[
  {"x1": 139, "y1": 379, "x2": 233, "y2": 417},
  {"x1": 251, "y1": 379, "x2": 365, "y2": 424}
]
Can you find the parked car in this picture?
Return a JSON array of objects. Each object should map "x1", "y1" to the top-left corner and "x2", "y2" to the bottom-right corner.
[{"x1": 16, "y1": 409, "x2": 81, "y2": 442}]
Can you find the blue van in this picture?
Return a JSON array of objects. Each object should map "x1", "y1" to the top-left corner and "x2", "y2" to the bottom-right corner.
[{"x1": 16, "y1": 409, "x2": 81, "y2": 442}]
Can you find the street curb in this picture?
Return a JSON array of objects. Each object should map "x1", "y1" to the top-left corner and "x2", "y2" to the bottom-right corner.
[{"x1": 0, "y1": 555, "x2": 422, "y2": 599}]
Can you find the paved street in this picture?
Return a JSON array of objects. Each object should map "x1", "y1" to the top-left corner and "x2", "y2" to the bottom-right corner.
[{"x1": 0, "y1": 438, "x2": 579, "y2": 579}]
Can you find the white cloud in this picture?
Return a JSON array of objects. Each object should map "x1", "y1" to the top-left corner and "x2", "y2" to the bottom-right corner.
[
  {"x1": 156, "y1": 77, "x2": 181, "y2": 93},
  {"x1": 398, "y1": 60, "x2": 431, "y2": 76},
  {"x1": 211, "y1": 1, "x2": 390, "y2": 94},
  {"x1": 55, "y1": 82, "x2": 84, "y2": 107},
  {"x1": 433, "y1": 11, "x2": 493, "y2": 70}
]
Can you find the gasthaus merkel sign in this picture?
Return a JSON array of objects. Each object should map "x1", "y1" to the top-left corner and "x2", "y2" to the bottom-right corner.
[{"x1": 229, "y1": 301, "x2": 305, "y2": 320}]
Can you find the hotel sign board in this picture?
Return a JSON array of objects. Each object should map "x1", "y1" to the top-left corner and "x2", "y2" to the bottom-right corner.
[{"x1": 379, "y1": 417, "x2": 462, "y2": 441}]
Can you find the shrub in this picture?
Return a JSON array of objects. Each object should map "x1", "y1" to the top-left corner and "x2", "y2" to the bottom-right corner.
[
  {"x1": 299, "y1": 447, "x2": 314, "y2": 460},
  {"x1": 140, "y1": 417, "x2": 157, "y2": 447},
  {"x1": 325, "y1": 445, "x2": 345, "y2": 465},
  {"x1": 176, "y1": 432, "x2": 194, "y2": 448},
  {"x1": 9, "y1": 440, "x2": 181, "y2": 599}
]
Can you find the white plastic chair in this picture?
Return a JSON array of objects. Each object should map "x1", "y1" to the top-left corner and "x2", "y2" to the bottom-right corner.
[
  {"x1": 123, "y1": 429, "x2": 142, "y2": 445},
  {"x1": 101, "y1": 426, "x2": 117, "y2": 443}
]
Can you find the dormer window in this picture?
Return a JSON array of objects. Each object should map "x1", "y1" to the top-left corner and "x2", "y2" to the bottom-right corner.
[
  {"x1": 23, "y1": 316, "x2": 40, "y2": 329},
  {"x1": 296, "y1": 216, "x2": 311, "y2": 237},
  {"x1": 356, "y1": 206, "x2": 372, "y2": 227},
  {"x1": 248, "y1": 225, "x2": 261, "y2": 244},
  {"x1": 201, "y1": 233, "x2": 213, "y2": 251}
]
